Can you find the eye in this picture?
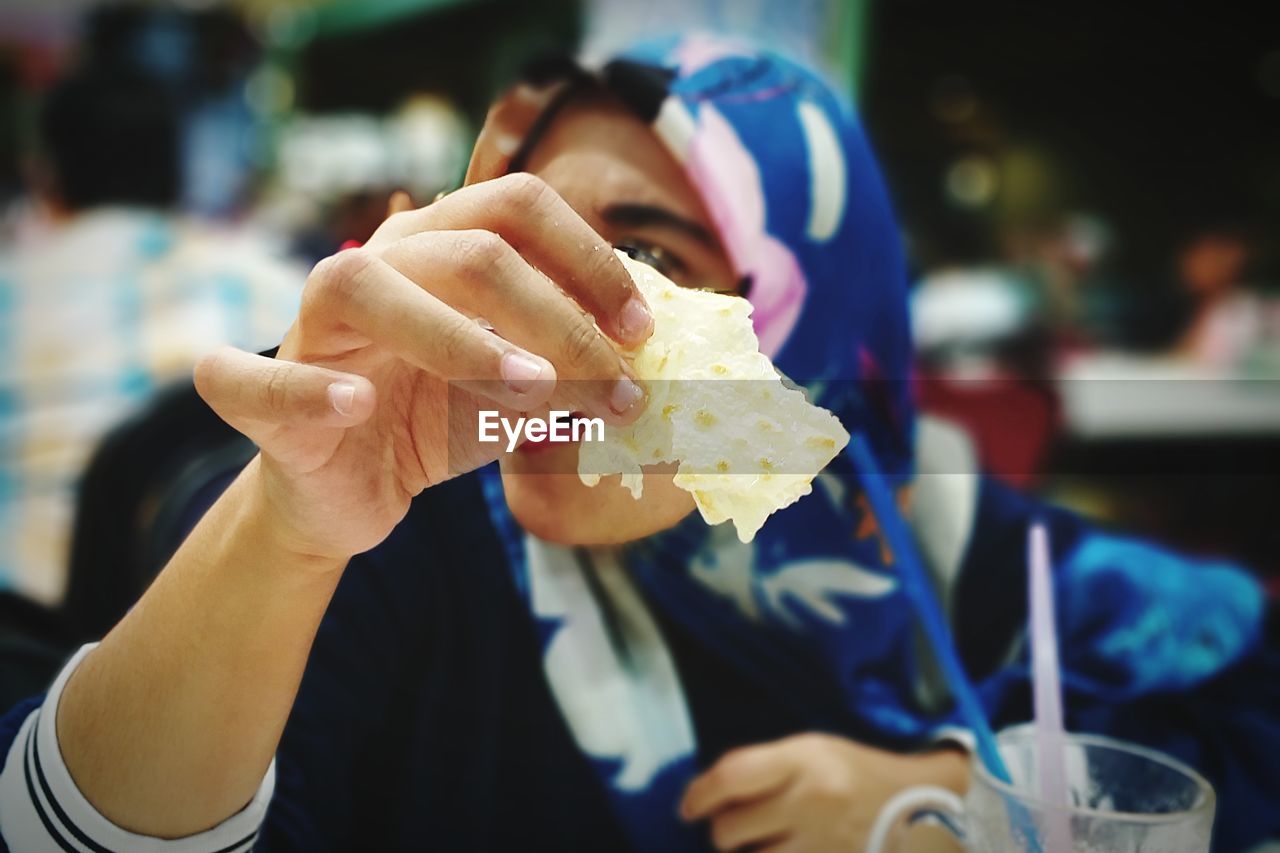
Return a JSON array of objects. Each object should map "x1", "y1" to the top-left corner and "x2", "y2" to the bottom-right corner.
[
  {"x1": 614, "y1": 240, "x2": 687, "y2": 280},
  {"x1": 613, "y1": 239, "x2": 741, "y2": 295}
]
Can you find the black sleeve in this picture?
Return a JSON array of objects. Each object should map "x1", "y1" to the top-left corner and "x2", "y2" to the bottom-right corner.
[{"x1": 256, "y1": 497, "x2": 442, "y2": 851}]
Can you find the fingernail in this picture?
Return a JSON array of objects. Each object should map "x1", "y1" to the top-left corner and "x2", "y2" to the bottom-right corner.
[
  {"x1": 328, "y1": 381, "x2": 356, "y2": 416},
  {"x1": 609, "y1": 375, "x2": 645, "y2": 415},
  {"x1": 618, "y1": 296, "x2": 653, "y2": 343},
  {"x1": 501, "y1": 351, "x2": 546, "y2": 394}
]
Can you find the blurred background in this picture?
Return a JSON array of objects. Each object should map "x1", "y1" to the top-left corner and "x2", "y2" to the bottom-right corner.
[{"x1": 0, "y1": 0, "x2": 1276, "y2": 632}]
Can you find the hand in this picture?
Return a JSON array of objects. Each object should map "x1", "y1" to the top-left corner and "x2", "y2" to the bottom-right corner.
[
  {"x1": 680, "y1": 733, "x2": 969, "y2": 852},
  {"x1": 193, "y1": 171, "x2": 654, "y2": 563}
]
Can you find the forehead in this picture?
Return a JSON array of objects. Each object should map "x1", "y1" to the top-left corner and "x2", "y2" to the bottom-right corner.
[{"x1": 521, "y1": 93, "x2": 711, "y2": 228}]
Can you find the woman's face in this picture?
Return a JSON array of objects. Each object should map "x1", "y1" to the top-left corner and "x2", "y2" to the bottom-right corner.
[{"x1": 497, "y1": 93, "x2": 738, "y2": 545}]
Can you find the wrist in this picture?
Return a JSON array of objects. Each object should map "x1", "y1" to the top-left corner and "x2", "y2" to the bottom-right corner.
[{"x1": 227, "y1": 456, "x2": 354, "y2": 574}]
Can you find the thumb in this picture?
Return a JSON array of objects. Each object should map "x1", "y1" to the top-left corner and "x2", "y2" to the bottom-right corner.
[{"x1": 194, "y1": 347, "x2": 376, "y2": 449}]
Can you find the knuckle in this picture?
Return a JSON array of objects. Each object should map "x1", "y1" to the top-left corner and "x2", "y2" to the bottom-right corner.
[
  {"x1": 309, "y1": 248, "x2": 377, "y2": 304},
  {"x1": 580, "y1": 243, "x2": 630, "y2": 302},
  {"x1": 793, "y1": 733, "x2": 827, "y2": 753},
  {"x1": 367, "y1": 210, "x2": 415, "y2": 245},
  {"x1": 260, "y1": 362, "x2": 294, "y2": 413},
  {"x1": 560, "y1": 318, "x2": 605, "y2": 371},
  {"x1": 809, "y1": 765, "x2": 849, "y2": 801},
  {"x1": 717, "y1": 749, "x2": 750, "y2": 777},
  {"x1": 496, "y1": 171, "x2": 552, "y2": 215},
  {"x1": 703, "y1": 760, "x2": 736, "y2": 793},
  {"x1": 437, "y1": 311, "x2": 481, "y2": 365},
  {"x1": 451, "y1": 230, "x2": 510, "y2": 284},
  {"x1": 384, "y1": 210, "x2": 416, "y2": 232}
]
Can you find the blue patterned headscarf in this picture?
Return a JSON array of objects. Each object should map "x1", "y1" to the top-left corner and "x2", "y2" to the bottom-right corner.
[{"x1": 481, "y1": 35, "x2": 1267, "y2": 852}]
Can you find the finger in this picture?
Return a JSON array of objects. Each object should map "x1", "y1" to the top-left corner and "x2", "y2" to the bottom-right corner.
[
  {"x1": 306, "y1": 248, "x2": 556, "y2": 412},
  {"x1": 193, "y1": 346, "x2": 376, "y2": 438},
  {"x1": 383, "y1": 230, "x2": 646, "y2": 423},
  {"x1": 386, "y1": 189, "x2": 414, "y2": 217},
  {"x1": 681, "y1": 744, "x2": 802, "y2": 822},
  {"x1": 464, "y1": 80, "x2": 564, "y2": 186},
  {"x1": 375, "y1": 173, "x2": 654, "y2": 347},
  {"x1": 707, "y1": 795, "x2": 795, "y2": 852}
]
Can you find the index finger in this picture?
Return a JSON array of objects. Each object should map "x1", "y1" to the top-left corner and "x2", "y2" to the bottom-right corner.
[
  {"x1": 372, "y1": 173, "x2": 654, "y2": 348},
  {"x1": 681, "y1": 742, "x2": 802, "y2": 821}
]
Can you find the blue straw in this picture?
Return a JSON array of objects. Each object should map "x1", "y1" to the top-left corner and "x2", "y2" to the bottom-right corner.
[
  {"x1": 847, "y1": 435, "x2": 1046, "y2": 850},
  {"x1": 845, "y1": 434, "x2": 1012, "y2": 783}
]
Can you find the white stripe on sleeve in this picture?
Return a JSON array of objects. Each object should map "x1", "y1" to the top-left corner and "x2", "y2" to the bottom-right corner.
[{"x1": 0, "y1": 643, "x2": 275, "y2": 852}]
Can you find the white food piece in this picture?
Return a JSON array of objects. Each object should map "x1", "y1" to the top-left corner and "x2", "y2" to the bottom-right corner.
[{"x1": 577, "y1": 251, "x2": 850, "y2": 542}]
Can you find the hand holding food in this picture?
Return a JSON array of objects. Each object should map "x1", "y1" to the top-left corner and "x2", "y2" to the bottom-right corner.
[{"x1": 193, "y1": 174, "x2": 653, "y2": 562}]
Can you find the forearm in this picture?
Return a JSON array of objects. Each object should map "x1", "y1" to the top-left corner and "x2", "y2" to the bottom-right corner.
[{"x1": 56, "y1": 456, "x2": 347, "y2": 837}]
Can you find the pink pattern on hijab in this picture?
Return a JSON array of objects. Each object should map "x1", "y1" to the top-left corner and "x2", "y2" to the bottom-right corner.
[
  {"x1": 684, "y1": 104, "x2": 807, "y2": 356},
  {"x1": 670, "y1": 34, "x2": 755, "y2": 76}
]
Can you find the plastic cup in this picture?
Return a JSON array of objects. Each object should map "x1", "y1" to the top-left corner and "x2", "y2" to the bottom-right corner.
[{"x1": 866, "y1": 725, "x2": 1216, "y2": 853}]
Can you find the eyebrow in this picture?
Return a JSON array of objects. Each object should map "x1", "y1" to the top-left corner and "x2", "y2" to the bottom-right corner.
[{"x1": 600, "y1": 203, "x2": 717, "y2": 248}]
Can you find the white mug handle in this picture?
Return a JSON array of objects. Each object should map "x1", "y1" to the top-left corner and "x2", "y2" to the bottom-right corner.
[{"x1": 865, "y1": 785, "x2": 966, "y2": 853}]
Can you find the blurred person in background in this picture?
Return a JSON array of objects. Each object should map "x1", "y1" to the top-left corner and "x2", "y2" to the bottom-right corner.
[
  {"x1": 0, "y1": 35, "x2": 1275, "y2": 853},
  {"x1": 908, "y1": 210, "x2": 1064, "y2": 488},
  {"x1": 1176, "y1": 227, "x2": 1280, "y2": 374},
  {"x1": 0, "y1": 64, "x2": 302, "y2": 605}
]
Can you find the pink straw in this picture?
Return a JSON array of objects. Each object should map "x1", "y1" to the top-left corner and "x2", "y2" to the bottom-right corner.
[{"x1": 1029, "y1": 522, "x2": 1073, "y2": 851}]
